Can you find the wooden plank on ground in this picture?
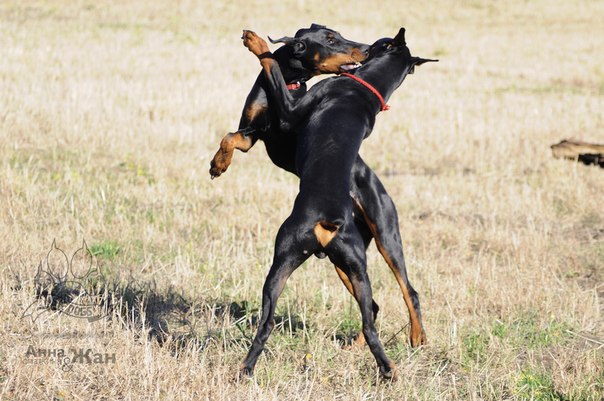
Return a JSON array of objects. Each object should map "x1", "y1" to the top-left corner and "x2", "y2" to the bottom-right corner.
[{"x1": 551, "y1": 139, "x2": 604, "y2": 168}]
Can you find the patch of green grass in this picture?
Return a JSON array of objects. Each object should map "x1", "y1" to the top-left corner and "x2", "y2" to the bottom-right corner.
[
  {"x1": 462, "y1": 330, "x2": 490, "y2": 366},
  {"x1": 463, "y1": 314, "x2": 572, "y2": 368},
  {"x1": 90, "y1": 240, "x2": 121, "y2": 260},
  {"x1": 492, "y1": 313, "x2": 571, "y2": 348},
  {"x1": 336, "y1": 314, "x2": 361, "y2": 344},
  {"x1": 516, "y1": 369, "x2": 567, "y2": 401},
  {"x1": 491, "y1": 320, "x2": 507, "y2": 338},
  {"x1": 511, "y1": 313, "x2": 571, "y2": 348},
  {"x1": 338, "y1": 315, "x2": 361, "y2": 333}
]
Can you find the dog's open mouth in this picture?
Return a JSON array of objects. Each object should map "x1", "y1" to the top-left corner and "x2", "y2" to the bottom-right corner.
[{"x1": 339, "y1": 62, "x2": 362, "y2": 73}]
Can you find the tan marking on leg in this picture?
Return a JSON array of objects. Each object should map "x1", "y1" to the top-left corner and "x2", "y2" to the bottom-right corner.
[
  {"x1": 314, "y1": 221, "x2": 339, "y2": 247},
  {"x1": 380, "y1": 248, "x2": 426, "y2": 347},
  {"x1": 353, "y1": 200, "x2": 426, "y2": 347},
  {"x1": 334, "y1": 266, "x2": 366, "y2": 348},
  {"x1": 209, "y1": 131, "x2": 253, "y2": 178},
  {"x1": 335, "y1": 266, "x2": 354, "y2": 294},
  {"x1": 246, "y1": 103, "x2": 267, "y2": 122}
]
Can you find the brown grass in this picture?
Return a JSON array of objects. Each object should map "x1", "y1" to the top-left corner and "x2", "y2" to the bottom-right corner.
[{"x1": 1, "y1": 0, "x2": 603, "y2": 400}]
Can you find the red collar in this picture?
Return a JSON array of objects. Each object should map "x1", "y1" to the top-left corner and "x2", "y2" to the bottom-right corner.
[
  {"x1": 286, "y1": 82, "x2": 301, "y2": 91},
  {"x1": 340, "y1": 73, "x2": 390, "y2": 111}
]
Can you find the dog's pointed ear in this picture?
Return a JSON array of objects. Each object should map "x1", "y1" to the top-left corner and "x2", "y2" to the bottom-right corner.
[
  {"x1": 413, "y1": 57, "x2": 439, "y2": 66},
  {"x1": 269, "y1": 36, "x2": 307, "y2": 55},
  {"x1": 409, "y1": 57, "x2": 438, "y2": 74},
  {"x1": 310, "y1": 23, "x2": 326, "y2": 29},
  {"x1": 268, "y1": 36, "x2": 295, "y2": 45},
  {"x1": 392, "y1": 27, "x2": 406, "y2": 46}
]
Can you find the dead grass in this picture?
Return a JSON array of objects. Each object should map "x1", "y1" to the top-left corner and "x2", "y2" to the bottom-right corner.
[{"x1": 1, "y1": 0, "x2": 603, "y2": 400}]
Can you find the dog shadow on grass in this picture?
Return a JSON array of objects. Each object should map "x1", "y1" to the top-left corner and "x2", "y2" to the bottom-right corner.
[{"x1": 26, "y1": 272, "x2": 308, "y2": 356}]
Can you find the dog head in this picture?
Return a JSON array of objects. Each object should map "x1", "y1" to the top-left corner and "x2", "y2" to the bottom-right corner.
[
  {"x1": 364, "y1": 28, "x2": 438, "y2": 75},
  {"x1": 270, "y1": 24, "x2": 369, "y2": 75}
]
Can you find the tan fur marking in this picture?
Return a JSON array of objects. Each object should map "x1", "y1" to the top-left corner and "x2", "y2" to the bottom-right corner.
[
  {"x1": 334, "y1": 266, "x2": 367, "y2": 348},
  {"x1": 314, "y1": 221, "x2": 338, "y2": 247},
  {"x1": 352, "y1": 200, "x2": 427, "y2": 346},
  {"x1": 318, "y1": 49, "x2": 368, "y2": 74},
  {"x1": 209, "y1": 131, "x2": 254, "y2": 178},
  {"x1": 246, "y1": 102, "x2": 267, "y2": 122},
  {"x1": 334, "y1": 266, "x2": 354, "y2": 294},
  {"x1": 378, "y1": 245, "x2": 426, "y2": 346}
]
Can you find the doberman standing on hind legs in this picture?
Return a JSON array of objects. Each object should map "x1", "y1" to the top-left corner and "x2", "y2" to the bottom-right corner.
[
  {"x1": 210, "y1": 25, "x2": 428, "y2": 350},
  {"x1": 239, "y1": 28, "x2": 437, "y2": 378},
  {"x1": 210, "y1": 24, "x2": 368, "y2": 180}
]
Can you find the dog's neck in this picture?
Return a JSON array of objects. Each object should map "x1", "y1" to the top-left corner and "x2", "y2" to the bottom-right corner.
[{"x1": 353, "y1": 56, "x2": 414, "y2": 105}]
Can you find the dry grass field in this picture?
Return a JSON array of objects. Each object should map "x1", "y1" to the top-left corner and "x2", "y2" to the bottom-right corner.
[{"x1": 1, "y1": 0, "x2": 603, "y2": 399}]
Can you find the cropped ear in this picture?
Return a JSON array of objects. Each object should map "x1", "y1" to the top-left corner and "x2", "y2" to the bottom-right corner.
[
  {"x1": 310, "y1": 23, "x2": 326, "y2": 29},
  {"x1": 268, "y1": 35, "x2": 295, "y2": 45},
  {"x1": 412, "y1": 57, "x2": 439, "y2": 66},
  {"x1": 268, "y1": 36, "x2": 307, "y2": 55},
  {"x1": 392, "y1": 27, "x2": 406, "y2": 46},
  {"x1": 409, "y1": 57, "x2": 438, "y2": 74}
]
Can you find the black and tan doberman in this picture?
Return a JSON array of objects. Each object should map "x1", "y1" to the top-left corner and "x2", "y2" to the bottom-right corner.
[
  {"x1": 238, "y1": 28, "x2": 436, "y2": 378},
  {"x1": 210, "y1": 24, "x2": 367, "y2": 179},
  {"x1": 210, "y1": 25, "x2": 428, "y2": 352}
]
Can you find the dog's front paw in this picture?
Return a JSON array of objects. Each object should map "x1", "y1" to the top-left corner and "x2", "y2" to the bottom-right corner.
[
  {"x1": 209, "y1": 150, "x2": 230, "y2": 179},
  {"x1": 242, "y1": 30, "x2": 270, "y2": 57}
]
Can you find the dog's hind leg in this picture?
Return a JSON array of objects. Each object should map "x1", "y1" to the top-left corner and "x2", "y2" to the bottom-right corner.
[
  {"x1": 351, "y1": 157, "x2": 426, "y2": 347},
  {"x1": 334, "y1": 215, "x2": 380, "y2": 348},
  {"x1": 327, "y1": 223, "x2": 395, "y2": 379},
  {"x1": 240, "y1": 218, "x2": 311, "y2": 377}
]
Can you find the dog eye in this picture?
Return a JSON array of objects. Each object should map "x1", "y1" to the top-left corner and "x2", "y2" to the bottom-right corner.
[{"x1": 327, "y1": 39, "x2": 335, "y2": 45}]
